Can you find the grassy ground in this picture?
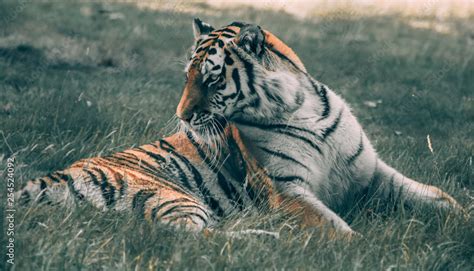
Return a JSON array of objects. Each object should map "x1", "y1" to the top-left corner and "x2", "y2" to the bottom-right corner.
[{"x1": 1, "y1": 1, "x2": 473, "y2": 270}]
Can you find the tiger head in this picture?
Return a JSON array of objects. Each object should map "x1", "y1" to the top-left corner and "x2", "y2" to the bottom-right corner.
[{"x1": 177, "y1": 19, "x2": 308, "y2": 139}]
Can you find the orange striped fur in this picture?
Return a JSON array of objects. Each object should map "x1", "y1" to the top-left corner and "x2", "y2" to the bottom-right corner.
[{"x1": 19, "y1": 125, "x2": 282, "y2": 231}]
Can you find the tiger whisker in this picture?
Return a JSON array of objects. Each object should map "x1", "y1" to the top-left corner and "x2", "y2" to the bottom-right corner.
[
  {"x1": 207, "y1": 124, "x2": 220, "y2": 169},
  {"x1": 160, "y1": 114, "x2": 180, "y2": 136}
]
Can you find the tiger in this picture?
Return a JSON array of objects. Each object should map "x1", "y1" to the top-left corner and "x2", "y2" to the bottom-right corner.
[
  {"x1": 19, "y1": 19, "x2": 463, "y2": 238},
  {"x1": 175, "y1": 18, "x2": 464, "y2": 237}
]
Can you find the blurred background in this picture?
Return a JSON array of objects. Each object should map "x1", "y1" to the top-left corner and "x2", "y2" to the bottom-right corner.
[{"x1": 159, "y1": 0, "x2": 474, "y2": 18}]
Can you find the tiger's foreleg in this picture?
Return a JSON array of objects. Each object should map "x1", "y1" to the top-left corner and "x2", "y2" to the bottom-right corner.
[
  {"x1": 228, "y1": 126, "x2": 357, "y2": 239},
  {"x1": 276, "y1": 181, "x2": 357, "y2": 239}
]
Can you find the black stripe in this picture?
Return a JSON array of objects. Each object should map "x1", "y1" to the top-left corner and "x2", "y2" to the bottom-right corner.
[
  {"x1": 317, "y1": 84, "x2": 331, "y2": 120},
  {"x1": 109, "y1": 153, "x2": 162, "y2": 178},
  {"x1": 94, "y1": 168, "x2": 116, "y2": 207},
  {"x1": 158, "y1": 139, "x2": 175, "y2": 150},
  {"x1": 83, "y1": 169, "x2": 100, "y2": 187},
  {"x1": 222, "y1": 27, "x2": 238, "y2": 34},
  {"x1": 221, "y1": 91, "x2": 238, "y2": 101},
  {"x1": 158, "y1": 204, "x2": 207, "y2": 221},
  {"x1": 116, "y1": 176, "x2": 126, "y2": 198},
  {"x1": 217, "y1": 39, "x2": 225, "y2": 47},
  {"x1": 225, "y1": 136, "x2": 247, "y2": 182},
  {"x1": 269, "y1": 175, "x2": 305, "y2": 183},
  {"x1": 151, "y1": 198, "x2": 202, "y2": 221},
  {"x1": 185, "y1": 131, "x2": 207, "y2": 160},
  {"x1": 229, "y1": 68, "x2": 242, "y2": 100},
  {"x1": 208, "y1": 48, "x2": 217, "y2": 55},
  {"x1": 168, "y1": 157, "x2": 194, "y2": 190},
  {"x1": 224, "y1": 49, "x2": 234, "y2": 64},
  {"x1": 113, "y1": 153, "x2": 163, "y2": 175},
  {"x1": 163, "y1": 137, "x2": 225, "y2": 217},
  {"x1": 203, "y1": 75, "x2": 220, "y2": 87},
  {"x1": 294, "y1": 90, "x2": 305, "y2": 108},
  {"x1": 57, "y1": 173, "x2": 85, "y2": 202},
  {"x1": 245, "y1": 182, "x2": 257, "y2": 204},
  {"x1": 225, "y1": 55, "x2": 234, "y2": 65},
  {"x1": 98, "y1": 163, "x2": 128, "y2": 200},
  {"x1": 46, "y1": 173, "x2": 62, "y2": 183},
  {"x1": 243, "y1": 60, "x2": 256, "y2": 95},
  {"x1": 233, "y1": 68, "x2": 247, "y2": 103},
  {"x1": 224, "y1": 55, "x2": 234, "y2": 66},
  {"x1": 67, "y1": 178, "x2": 85, "y2": 201},
  {"x1": 198, "y1": 37, "x2": 215, "y2": 46},
  {"x1": 259, "y1": 146, "x2": 309, "y2": 170},
  {"x1": 38, "y1": 178, "x2": 49, "y2": 203},
  {"x1": 347, "y1": 137, "x2": 364, "y2": 165},
  {"x1": 321, "y1": 109, "x2": 343, "y2": 141},
  {"x1": 132, "y1": 190, "x2": 155, "y2": 218},
  {"x1": 224, "y1": 136, "x2": 259, "y2": 205},
  {"x1": 214, "y1": 27, "x2": 238, "y2": 35},
  {"x1": 235, "y1": 119, "x2": 322, "y2": 154},
  {"x1": 212, "y1": 94, "x2": 226, "y2": 107},
  {"x1": 272, "y1": 129, "x2": 322, "y2": 154},
  {"x1": 207, "y1": 58, "x2": 215, "y2": 65},
  {"x1": 217, "y1": 172, "x2": 243, "y2": 210},
  {"x1": 136, "y1": 147, "x2": 166, "y2": 163},
  {"x1": 195, "y1": 46, "x2": 206, "y2": 54},
  {"x1": 229, "y1": 22, "x2": 245, "y2": 28},
  {"x1": 221, "y1": 33, "x2": 235, "y2": 38}
]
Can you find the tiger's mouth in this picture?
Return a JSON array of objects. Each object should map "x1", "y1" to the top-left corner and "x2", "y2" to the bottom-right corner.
[{"x1": 183, "y1": 112, "x2": 228, "y2": 141}]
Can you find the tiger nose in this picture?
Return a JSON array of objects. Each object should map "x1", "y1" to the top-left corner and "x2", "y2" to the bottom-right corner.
[{"x1": 176, "y1": 109, "x2": 194, "y2": 122}]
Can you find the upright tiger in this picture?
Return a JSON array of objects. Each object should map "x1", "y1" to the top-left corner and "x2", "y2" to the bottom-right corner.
[
  {"x1": 17, "y1": 125, "x2": 285, "y2": 231},
  {"x1": 176, "y1": 19, "x2": 463, "y2": 237}
]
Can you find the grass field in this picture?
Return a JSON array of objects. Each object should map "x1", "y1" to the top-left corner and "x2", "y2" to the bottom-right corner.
[{"x1": 1, "y1": 1, "x2": 473, "y2": 270}]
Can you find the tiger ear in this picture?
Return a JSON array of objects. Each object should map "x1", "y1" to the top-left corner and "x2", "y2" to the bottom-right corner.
[
  {"x1": 192, "y1": 18, "x2": 214, "y2": 40},
  {"x1": 236, "y1": 24, "x2": 265, "y2": 57}
]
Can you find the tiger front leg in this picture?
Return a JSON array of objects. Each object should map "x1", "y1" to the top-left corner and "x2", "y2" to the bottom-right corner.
[{"x1": 278, "y1": 182, "x2": 358, "y2": 240}]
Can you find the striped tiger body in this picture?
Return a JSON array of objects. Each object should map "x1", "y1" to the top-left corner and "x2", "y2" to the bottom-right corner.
[
  {"x1": 176, "y1": 19, "x2": 463, "y2": 237},
  {"x1": 19, "y1": 126, "x2": 279, "y2": 231}
]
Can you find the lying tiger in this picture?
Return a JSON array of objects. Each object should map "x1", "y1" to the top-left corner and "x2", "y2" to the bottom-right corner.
[{"x1": 19, "y1": 19, "x2": 462, "y2": 238}]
